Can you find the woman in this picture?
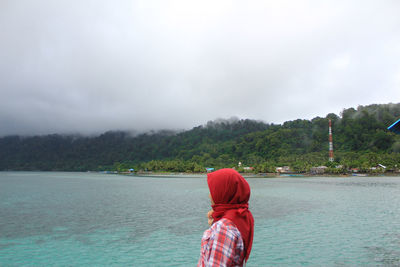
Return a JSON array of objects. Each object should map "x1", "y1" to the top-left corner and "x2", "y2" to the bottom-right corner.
[{"x1": 198, "y1": 168, "x2": 254, "y2": 267}]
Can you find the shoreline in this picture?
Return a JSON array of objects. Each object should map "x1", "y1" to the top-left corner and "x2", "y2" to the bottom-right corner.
[
  {"x1": 1, "y1": 170, "x2": 400, "y2": 178},
  {"x1": 119, "y1": 171, "x2": 400, "y2": 178}
]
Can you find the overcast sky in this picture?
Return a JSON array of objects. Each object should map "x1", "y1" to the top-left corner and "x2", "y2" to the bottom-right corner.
[{"x1": 1, "y1": 0, "x2": 399, "y2": 136}]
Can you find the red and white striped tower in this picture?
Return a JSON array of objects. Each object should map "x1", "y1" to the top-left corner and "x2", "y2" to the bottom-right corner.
[{"x1": 328, "y1": 119, "x2": 334, "y2": 162}]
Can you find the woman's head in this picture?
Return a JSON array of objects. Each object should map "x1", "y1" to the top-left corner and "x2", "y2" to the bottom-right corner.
[{"x1": 207, "y1": 168, "x2": 250, "y2": 205}]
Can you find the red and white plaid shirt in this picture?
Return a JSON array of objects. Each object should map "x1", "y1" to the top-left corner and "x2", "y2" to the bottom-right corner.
[{"x1": 198, "y1": 218, "x2": 245, "y2": 267}]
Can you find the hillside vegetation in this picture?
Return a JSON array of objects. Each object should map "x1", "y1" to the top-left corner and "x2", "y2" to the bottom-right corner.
[{"x1": 1, "y1": 103, "x2": 400, "y2": 173}]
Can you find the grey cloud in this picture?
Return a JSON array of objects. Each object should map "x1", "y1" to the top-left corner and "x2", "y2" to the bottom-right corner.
[{"x1": 0, "y1": 0, "x2": 400, "y2": 136}]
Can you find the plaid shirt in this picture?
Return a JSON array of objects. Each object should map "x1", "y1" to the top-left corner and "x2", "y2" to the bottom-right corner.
[{"x1": 198, "y1": 218, "x2": 245, "y2": 267}]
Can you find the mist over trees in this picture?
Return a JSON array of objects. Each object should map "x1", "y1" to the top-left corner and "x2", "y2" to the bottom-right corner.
[{"x1": 1, "y1": 103, "x2": 400, "y2": 173}]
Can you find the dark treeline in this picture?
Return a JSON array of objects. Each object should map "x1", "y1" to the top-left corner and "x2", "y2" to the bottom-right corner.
[{"x1": 1, "y1": 103, "x2": 400, "y2": 173}]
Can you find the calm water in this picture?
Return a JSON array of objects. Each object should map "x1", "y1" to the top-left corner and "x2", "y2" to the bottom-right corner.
[{"x1": 1, "y1": 172, "x2": 400, "y2": 266}]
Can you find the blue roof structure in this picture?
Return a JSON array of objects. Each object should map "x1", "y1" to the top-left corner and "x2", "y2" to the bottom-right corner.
[{"x1": 388, "y1": 118, "x2": 400, "y2": 134}]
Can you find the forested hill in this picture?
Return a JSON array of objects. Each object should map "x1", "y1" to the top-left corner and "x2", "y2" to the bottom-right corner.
[{"x1": 1, "y1": 103, "x2": 400, "y2": 172}]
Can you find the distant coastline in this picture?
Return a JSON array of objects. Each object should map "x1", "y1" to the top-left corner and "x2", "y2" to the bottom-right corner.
[
  {"x1": 117, "y1": 170, "x2": 400, "y2": 178},
  {"x1": 1, "y1": 103, "x2": 400, "y2": 175}
]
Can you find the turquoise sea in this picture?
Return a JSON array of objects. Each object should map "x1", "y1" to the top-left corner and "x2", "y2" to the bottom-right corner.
[{"x1": 1, "y1": 172, "x2": 400, "y2": 266}]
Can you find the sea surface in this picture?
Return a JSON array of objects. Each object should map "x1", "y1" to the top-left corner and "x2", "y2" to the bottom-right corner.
[{"x1": 1, "y1": 172, "x2": 400, "y2": 266}]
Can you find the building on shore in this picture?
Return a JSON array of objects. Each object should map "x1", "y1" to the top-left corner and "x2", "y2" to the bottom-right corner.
[
  {"x1": 310, "y1": 166, "x2": 328, "y2": 175},
  {"x1": 276, "y1": 166, "x2": 291, "y2": 173}
]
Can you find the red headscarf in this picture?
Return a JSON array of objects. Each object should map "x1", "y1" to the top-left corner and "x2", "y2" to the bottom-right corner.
[{"x1": 207, "y1": 168, "x2": 254, "y2": 261}]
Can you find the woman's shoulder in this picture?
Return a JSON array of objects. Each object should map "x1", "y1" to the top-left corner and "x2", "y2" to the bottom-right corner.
[
  {"x1": 214, "y1": 218, "x2": 237, "y2": 227},
  {"x1": 211, "y1": 218, "x2": 242, "y2": 238},
  {"x1": 202, "y1": 218, "x2": 243, "y2": 243}
]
